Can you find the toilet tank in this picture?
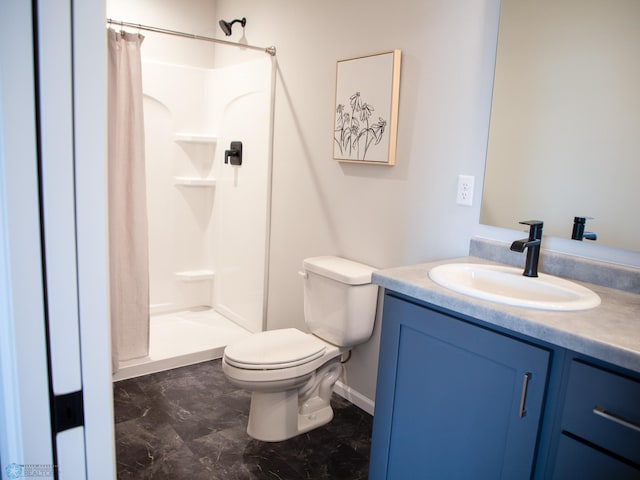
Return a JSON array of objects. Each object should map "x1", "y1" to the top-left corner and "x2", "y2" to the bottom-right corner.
[{"x1": 302, "y1": 256, "x2": 379, "y2": 347}]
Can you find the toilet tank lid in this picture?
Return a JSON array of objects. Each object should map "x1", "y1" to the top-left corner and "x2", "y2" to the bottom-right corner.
[{"x1": 303, "y1": 256, "x2": 377, "y2": 285}]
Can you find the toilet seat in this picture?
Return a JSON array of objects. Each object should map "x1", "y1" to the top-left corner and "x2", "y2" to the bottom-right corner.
[
  {"x1": 223, "y1": 328, "x2": 344, "y2": 384},
  {"x1": 224, "y1": 328, "x2": 328, "y2": 370}
]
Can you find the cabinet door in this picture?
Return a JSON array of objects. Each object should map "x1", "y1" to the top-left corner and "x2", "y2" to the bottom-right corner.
[{"x1": 370, "y1": 294, "x2": 550, "y2": 479}]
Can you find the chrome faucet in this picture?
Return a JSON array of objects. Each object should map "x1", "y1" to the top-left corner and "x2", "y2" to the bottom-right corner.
[{"x1": 510, "y1": 220, "x2": 543, "y2": 277}]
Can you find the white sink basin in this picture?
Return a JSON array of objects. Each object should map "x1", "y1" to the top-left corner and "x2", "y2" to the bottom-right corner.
[{"x1": 428, "y1": 263, "x2": 601, "y2": 311}]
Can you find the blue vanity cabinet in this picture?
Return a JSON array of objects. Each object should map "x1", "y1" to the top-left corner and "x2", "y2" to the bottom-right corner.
[
  {"x1": 370, "y1": 292, "x2": 551, "y2": 479},
  {"x1": 549, "y1": 359, "x2": 640, "y2": 479}
]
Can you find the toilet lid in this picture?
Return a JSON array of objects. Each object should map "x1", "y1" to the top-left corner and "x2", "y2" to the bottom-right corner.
[{"x1": 224, "y1": 328, "x2": 327, "y2": 370}]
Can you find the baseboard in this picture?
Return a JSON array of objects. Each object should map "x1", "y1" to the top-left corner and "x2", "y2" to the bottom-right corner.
[{"x1": 334, "y1": 380, "x2": 375, "y2": 415}]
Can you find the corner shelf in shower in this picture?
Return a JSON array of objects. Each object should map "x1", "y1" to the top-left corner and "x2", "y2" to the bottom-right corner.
[
  {"x1": 174, "y1": 270, "x2": 215, "y2": 282},
  {"x1": 174, "y1": 176, "x2": 217, "y2": 187},
  {"x1": 174, "y1": 133, "x2": 217, "y2": 144}
]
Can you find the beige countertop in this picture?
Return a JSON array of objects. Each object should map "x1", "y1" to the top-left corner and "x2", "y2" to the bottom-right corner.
[{"x1": 373, "y1": 256, "x2": 640, "y2": 374}]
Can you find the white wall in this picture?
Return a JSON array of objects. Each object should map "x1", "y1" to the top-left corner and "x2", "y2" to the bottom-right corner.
[
  {"x1": 215, "y1": 0, "x2": 502, "y2": 406},
  {"x1": 106, "y1": 0, "x2": 217, "y2": 68}
]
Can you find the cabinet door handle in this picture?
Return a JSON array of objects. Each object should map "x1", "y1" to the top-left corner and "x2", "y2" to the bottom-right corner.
[
  {"x1": 518, "y1": 372, "x2": 532, "y2": 418},
  {"x1": 593, "y1": 406, "x2": 640, "y2": 433}
]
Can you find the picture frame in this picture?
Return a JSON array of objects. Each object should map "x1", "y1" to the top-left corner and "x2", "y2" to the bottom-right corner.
[{"x1": 333, "y1": 49, "x2": 401, "y2": 165}]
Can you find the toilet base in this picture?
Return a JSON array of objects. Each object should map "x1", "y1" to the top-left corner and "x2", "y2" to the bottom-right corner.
[
  {"x1": 246, "y1": 359, "x2": 342, "y2": 442},
  {"x1": 297, "y1": 405, "x2": 334, "y2": 435},
  {"x1": 246, "y1": 390, "x2": 335, "y2": 442}
]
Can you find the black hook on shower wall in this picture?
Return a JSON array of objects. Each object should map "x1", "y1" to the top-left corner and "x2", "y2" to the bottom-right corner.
[
  {"x1": 219, "y1": 17, "x2": 246, "y2": 37},
  {"x1": 224, "y1": 141, "x2": 243, "y2": 166}
]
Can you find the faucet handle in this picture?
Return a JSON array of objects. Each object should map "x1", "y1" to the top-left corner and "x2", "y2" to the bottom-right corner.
[
  {"x1": 519, "y1": 220, "x2": 544, "y2": 227},
  {"x1": 519, "y1": 220, "x2": 544, "y2": 240}
]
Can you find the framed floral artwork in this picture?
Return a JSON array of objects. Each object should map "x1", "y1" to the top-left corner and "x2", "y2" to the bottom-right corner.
[{"x1": 333, "y1": 50, "x2": 401, "y2": 165}]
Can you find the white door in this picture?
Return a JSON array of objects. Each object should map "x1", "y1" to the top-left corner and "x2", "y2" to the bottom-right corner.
[
  {"x1": 0, "y1": 0, "x2": 114, "y2": 478},
  {"x1": 0, "y1": 0, "x2": 55, "y2": 475}
]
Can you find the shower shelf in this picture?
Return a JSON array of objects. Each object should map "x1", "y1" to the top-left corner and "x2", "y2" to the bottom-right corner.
[
  {"x1": 175, "y1": 270, "x2": 215, "y2": 282},
  {"x1": 174, "y1": 133, "x2": 217, "y2": 144},
  {"x1": 174, "y1": 176, "x2": 217, "y2": 187}
]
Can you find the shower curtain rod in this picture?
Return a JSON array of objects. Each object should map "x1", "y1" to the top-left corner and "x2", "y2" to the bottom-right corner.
[{"x1": 106, "y1": 18, "x2": 276, "y2": 56}]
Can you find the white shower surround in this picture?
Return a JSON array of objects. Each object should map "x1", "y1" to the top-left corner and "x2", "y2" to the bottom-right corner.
[{"x1": 142, "y1": 57, "x2": 273, "y2": 335}]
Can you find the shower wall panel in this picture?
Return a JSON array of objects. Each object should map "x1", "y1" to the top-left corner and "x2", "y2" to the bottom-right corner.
[
  {"x1": 142, "y1": 61, "x2": 213, "y2": 313},
  {"x1": 207, "y1": 57, "x2": 273, "y2": 334},
  {"x1": 141, "y1": 57, "x2": 272, "y2": 334}
]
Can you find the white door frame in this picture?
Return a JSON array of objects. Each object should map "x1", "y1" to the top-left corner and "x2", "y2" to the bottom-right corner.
[
  {"x1": 70, "y1": 0, "x2": 116, "y2": 477},
  {"x1": 0, "y1": 0, "x2": 55, "y2": 473},
  {"x1": 0, "y1": 0, "x2": 114, "y2": 478}
]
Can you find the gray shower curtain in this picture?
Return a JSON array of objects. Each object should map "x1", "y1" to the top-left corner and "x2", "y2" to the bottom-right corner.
[{"x1": 107, "y1": 28, "x2": 149, "y2": 371}]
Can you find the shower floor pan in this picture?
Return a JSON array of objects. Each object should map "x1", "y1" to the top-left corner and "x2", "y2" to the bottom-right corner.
[{"x1": 113, "y1": 307, "x2": 251, "y2": 381}]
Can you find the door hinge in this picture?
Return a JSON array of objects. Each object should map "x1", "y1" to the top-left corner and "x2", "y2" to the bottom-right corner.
[{"x1": 53, "y1": 390, "x2": 84, "y2": 433}]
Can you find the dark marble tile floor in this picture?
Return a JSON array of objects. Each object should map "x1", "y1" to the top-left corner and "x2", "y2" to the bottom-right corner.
[{"x1": 113, "y1": 359, "x2": 373, "y2": 479}]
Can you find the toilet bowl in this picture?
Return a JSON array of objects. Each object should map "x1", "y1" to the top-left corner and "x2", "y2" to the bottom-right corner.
[
  {"x1": 222, "y1": 256, "x2": 378, "y2": 442},
  {"x1": 223, "y1": 328, "x2": 346, "y2": 441}
]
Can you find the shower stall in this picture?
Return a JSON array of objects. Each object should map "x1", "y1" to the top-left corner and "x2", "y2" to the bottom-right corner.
[{"x1": 111, "y1": 20, "x2": 276, "y2": 380}]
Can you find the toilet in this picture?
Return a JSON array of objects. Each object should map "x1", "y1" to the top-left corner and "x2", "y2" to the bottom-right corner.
[{"x1": 222, "y1": 256, "x2": 378, "y2": 442}]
